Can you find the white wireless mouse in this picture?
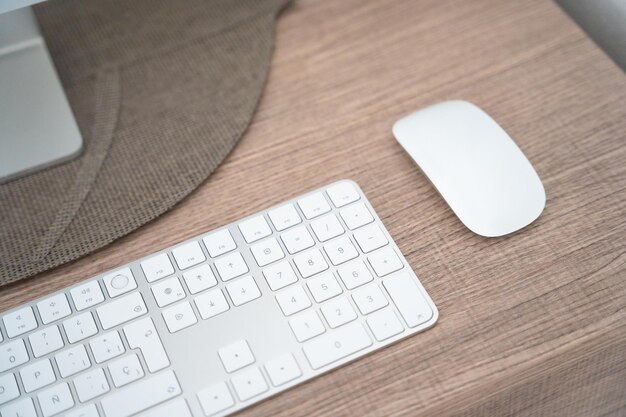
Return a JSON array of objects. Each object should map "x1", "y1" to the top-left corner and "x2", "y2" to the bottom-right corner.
[{"x1": 392, "y1": 100, "x2": 545, "y2": 237}]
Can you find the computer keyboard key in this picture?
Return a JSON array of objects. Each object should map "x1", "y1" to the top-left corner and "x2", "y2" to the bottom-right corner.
[
  {"x1": 202, "y1": 229, "x2": 237, "y2": 258},
  {"x1": 38, "y1": 382, "x2": 74, "y2": 417},
  {"x1": 141, "y1": 253, "x2": 175, "y2": 283},
  {"x1": 0, "y1": 339, "x2": 29, "y2": 372},
  {"x1": 276, "y1": 285, "x2": 312, "y2": 316},
  {"x1": 55, "y1": 345, "x2": 91, "y2": 378},
  {"x1": 97, "y1": 292, "x2": 147, "y2": 330},
  {"x1": 29, "y1": 325, "x2": 64, "y2": 357},
  {"x1": 226, "y1": 276, "x2": 262, "y2": 307},
  {"x1": 289, "y1": 310, "x2": 326, "y2": 342},
  {"x1": 151, "y1": 276, "x2": 186, "y2": 307},
  {"x1": 306, "y1": 272, "x2": 342, "y2": 303},
  {"x1": 303, "y1": 322, "x2": 372, "y2": 370},
  {"x1": 281, "y1": 225, "x2": 315, "y2": 254},
  {"x1": 367, "y1": 309, "x2": 404, "y2": 341},
  {"x1": 265, "y1": 353, "x2": 301, "y2": 386},
  {"x1": 194, "y1": 288, "x2": 230, "y2": 320},
  {"x1": 263, "y1": 261, "x2": 298, "y2": 291},
  {"x1": 239, "y1": 215, "x2": 272, "y2": 244},
  {"x1": 67, "y1": 404, "x2": 99, "y2": 417},
  {"x1": 310, "y1": 214, "x2": 344, "y2": 242},
  {"x1": 70, "y1": 280, "x2": 105, "y2": 311},
  {"x1": 183, "y1": 264, "x2": 218, "y2": 294},
  {"x1": 268, "y1": 203, "x2": 302, "y2": 231},
  {"x1": 231, "y1": 367, "x2": 268, "y2": 401},
  {"x1": 353, "y1": 224, "x2": 388, "y2": 253},
  {"x1": 103, "y1": 267, "x2": 137, "y2": 298},
  {"x1": 100, "y1": 370, "x2": 181, "y2": 417},
  {"x1": 250, "y1": 237, "x2": 285, "y2": 267},
  {"x1": 352, "y1": 283, "x2": 389, "y2": 315},
  {"x1": 0, "y1": 373, "x2": 19, "y2": 405},
  {"x1": 218, "y1": 340, "x2": 255, "y2": 373},
  {"x1": 197, "y1": 382, "x2": 234, "y2": 416},
  {"x1": 383, "y1": 272, "x2": 433, "y2": 327},
  {"x1": 293, "y1": 248, "x2": 329, "y2": 278},
  {"x1": 63, "y1": 312, "x2": 98, "y2": 343},
  {"x1": 172, "y1": 240, "x2": 206, "y2": 270},
  {"x1": 214, "y1": 252, "x2": 249, "y2": 281},
  {"x1": 142, "y1": 399, "x2": 192, "y2": 417},
  {"x1": 162, "y1": 301, "x2": 197, "y2": 333},
  {"x1": 340, "y1": 202, "x2": 374, "y2": 230},
  {"x1": 37, "y1": 293, "x2": 72, "y2": 324},
  {"x1": 124, "y1": 317, "x2": 170, "y2": 373},
  {"x1": 0, "y1": 397, "x2": 37, "y2": 417},
  {"x1": 74, "y1": 368, "x2": 110, "y2": 402},
  {"x1": 20, "y1": 359, "x2": 56, "y2": 393},
  {"x1": 368, "y1": 246, "x2": 403, "y2": 277},
  {"x1": 324, "y1": 236, "x2": 359, "y2": 265},
  {"x1": 326, "y1": 182, "x2": 360, "y2": 208},
  {"x1": 3, "y1": 306, "x2": 37, "y2": 338},
  {"x1": 337, "y1": 260, "x2": 374, "y2": 290},
  {"x1": 298, "y1": 192, "x2": 331, "y2": 219},
  {"x1": 321, "y1": 297, "x2": 358, "y2": 328},
  {"x1": 90, "y1": 331, "x2": 125, "y2": 363},
  {"x1": 109, "y1": 353, "x2": 144, "y2": 387}
]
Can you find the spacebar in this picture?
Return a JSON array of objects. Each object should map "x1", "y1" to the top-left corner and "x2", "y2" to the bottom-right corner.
[
  {"x1": 303, "y1": 322, "x2": 372, "y2": 370},
  {"x1": 101, "y1": 371, "x2": 181, "y2": 417}
]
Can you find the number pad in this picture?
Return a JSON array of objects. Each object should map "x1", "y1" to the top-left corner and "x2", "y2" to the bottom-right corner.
[
  {"x1": 263, "y1": 261, "x2": 298, "y2": 291},
  {"x1": 351, "y1": 283, "x2": 388, "y2": 315},
  {"x1": 289, "y1": 310, "x2": 325, "y2": 342},
  {"x1": 323, "y1": 236, "x2": 359, "y2": 265},
  {"x1": 275, "y1": 286, "x2": 311, "y2": 316},
  {"x1": 293, "y1": 249, "x2": 328, "y2": 278},
  {"x1": 306, "y1": 272, "x2": 342, "y2": 303},
  {"x1": 321, "y1": 297, "x2": 357, "y2": 328},
  {"x1": 250, "y1": 237, "x2": 285, "y2": 267},
  {"x1": 310, "y1": 214, "x2": 344, "y2": 242},
  {"x1": 337, "y1": 260, "x2": 374, "y2": 289}
]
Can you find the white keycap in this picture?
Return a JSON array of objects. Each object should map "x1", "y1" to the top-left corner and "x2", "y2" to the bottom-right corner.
[
  {"x1": 195, "y1": 288, "x2": 230, "y2": 320},
  {"x1": 226, "y1": 276, "x2": 261, "y2": 307},
  {"x1": 124, "y1": 317, "x2": 170, "y2": 373},
  {"x1": 280, "y1": 225, "x2": 315, "y2": 254},
  {"x1": 218, "y1": 340, "x2": 255, "y2": 373},
  {"x1": 353, "y1": 224, "x2": 388, "y2": 253},
  {"x1": 263, "y1": 261, "x2": 298, "y2": 291},
  {"x1": 102, "y1": 267, "x2": 137, "y2": 298},
  {"x1": 63, "y1": 312, "x2": 98, "y2": 343},
  {"x1": 100, "y1": 371, "x2": 181, "y2": 417},
  {"x1": 383, "y1": 272, "x2": 433, "y2": 327},
  {"x1": 67, "y1": 404, "x2": 99, "y2": 417},
  {"x1": 202, "y1": 229, "x2": 236, "y2": 258},
  {"x1": 55, "y1": 345, "x2": 91, "y2": 378},
  {"x1": 70, "y1": 280, "x2": 105, "y2": 311},
  {"x1": 74, "y1": 368, "x2": 110, "y2": 402},
  {"x1": 29, "y1": 325, "x2": 64, "y2": 357},
  {"x1": 275, "y1": 285, "x2": 311, "y2": 316},
  {"x1": 0, "y1": 339, "x2": 29, "y2": 372},
  {"x1": 340, "y1": 202, "x2": 374, "y2": 230},
  {"x1": 297, "y1": 192, "x2": 331, "y2": 219},
  {"x1": 90, "y1": 330, "x2": 125, "y2": 363},
  {"x1": 182, "y1": 264, "x2": 217, "y2": 294},
  {"x1": 197, "y1": 382, "x2": 234, "y2": 416},
  {"x1": 96, "y1": 292, "x2": 147, "y2": 330},
  {"x1": 151, "y1": 276, "x2": 186, "y2": 307},
  {"x1": 0, "y1": 397, "x2": 37, "y2": 417},
  {"x1": 337, "y1": 260, "x2": 374, "y2": 289},
  {"x1": 142, "y1": 399, "x2": 192, "y2": 417},
  {"x1": 172, "y1": 240, "x2": 206, "y2": 270},
  {"x1": 321, "y1": 297, "x2": 357, "y2": 328},
  {"x1": 324, "y1": 236, "x2": 359, "y2": 265},
  {"x1": 293, "y1": 249, "x2": 329, "y2": 278},
  {"x1": 326, "y1": 182, "x2": 360, "y2": 208},
  {"x1": 367, "y1": 309, "x2": 404, "y2": 341},
  {"x1": 302, "y1": 322, "x2": 372, "y2": 370},
  {"x1": 162, "y1": 301, "x2": 197, "y2": 333},
  {"x1": 352, "y1": 283, "x2": 389, "y2": 315},
  {"x1": 268, "y1": 203, "x2": 302, "y2": 231},
  {"x1": 238, "y1": 215, "x2": 272, "y2": 243},
  {"x1": 0, "y1": 373, "x2": 19, "y2": 405},
  {"x1": 3, "y1": 306, "x2": 37, "y2": 338},
  {"x1": 20, "y1": 359, "x2": 56, "y2": 393},
  {"x1": 37, "y1": 293, "x2": 72, "y2": 324},
  {"x1": 306, "y1": 272, "x2": 342, "y2": 303},
  {"x1": 250, "y1": 237, "x2": 285, "y2": 267},
  {"x1": 368, "y1": 246, "x2": 403, "y2": 277},
  {"x1": 141, "y1": 253, "x2": 175, "y2": 283},
  {"x1": 38, "y1": 383, "x2": 74, "y2": 417},
  {"x1": 214, "y1": 252, "x2": 248, "y2": 281},
  {"x1": 231, "y1": 367, "x2": 268, "y2": 401},
  {"x1": 265, "y1": 353, "x2": 302, "y2": 386},
  {"x1": 310, "y1": 214, "x2": 345, "y2": 242},
  {"x1": 289, "y1": 310, "x2": 325, "y2": 342},
  {"x1": 109, "y1": 353, "x2": 144, "y2": 387}
]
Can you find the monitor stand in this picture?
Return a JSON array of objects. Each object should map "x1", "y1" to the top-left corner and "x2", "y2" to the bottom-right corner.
[{"x1": 0, "y1": 7, "x2": 82, "y2": 184}]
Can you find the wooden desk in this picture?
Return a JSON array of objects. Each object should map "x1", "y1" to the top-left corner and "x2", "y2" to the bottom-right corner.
[{"x1": 2, "y1": 0, "x2": 625, "y2": 415}]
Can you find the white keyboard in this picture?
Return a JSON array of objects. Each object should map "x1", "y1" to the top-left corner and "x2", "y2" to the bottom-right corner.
[{"x1": 0, "y1": 180, "x2": 438, "y2": 417}]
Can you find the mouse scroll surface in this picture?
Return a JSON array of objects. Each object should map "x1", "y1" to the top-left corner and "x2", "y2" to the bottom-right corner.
[{"x1": 393, "y1": 101, "x2": 545, "y2": 237}]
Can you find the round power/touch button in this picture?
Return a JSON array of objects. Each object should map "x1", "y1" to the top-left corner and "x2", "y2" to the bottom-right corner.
[{"x1": 111, "y1": 274, "x2": 129, "y2": 290}]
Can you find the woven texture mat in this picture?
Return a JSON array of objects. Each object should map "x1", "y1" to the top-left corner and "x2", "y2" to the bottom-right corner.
[{"x1": 0, "y1": 0, "x2": 291, "y2": 286}]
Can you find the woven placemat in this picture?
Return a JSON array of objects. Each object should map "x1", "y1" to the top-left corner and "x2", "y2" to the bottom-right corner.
[{"x1": 0, "y1": 0, "x2": 291, "y2": 286}]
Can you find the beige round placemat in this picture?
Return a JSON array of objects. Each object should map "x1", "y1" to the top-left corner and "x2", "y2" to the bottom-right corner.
[{"x1": 0, "y1": 0, "x2": 292, "y2": 286}]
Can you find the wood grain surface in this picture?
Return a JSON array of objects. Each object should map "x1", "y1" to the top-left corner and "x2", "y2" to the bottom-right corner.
[{"x1": 2, "y1": 0, "x2": 625, "y2": 415}]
